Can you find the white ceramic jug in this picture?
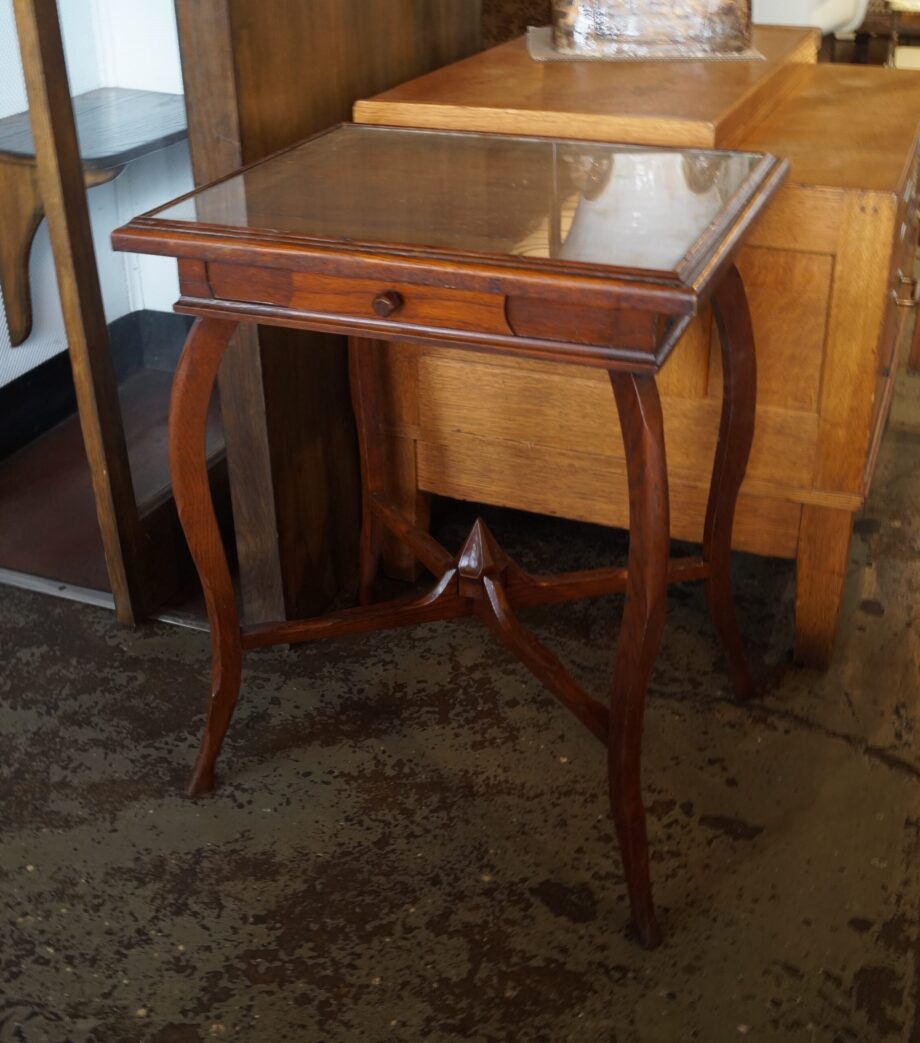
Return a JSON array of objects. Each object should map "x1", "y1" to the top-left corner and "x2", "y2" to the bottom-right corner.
[{"x1": 751, "y1": 0, "x2": 871, "y2": 33}]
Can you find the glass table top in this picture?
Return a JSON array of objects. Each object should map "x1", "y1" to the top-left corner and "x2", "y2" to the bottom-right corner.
[{"x1": 143, "y1": 124, "x2": 774, "y2": 280}]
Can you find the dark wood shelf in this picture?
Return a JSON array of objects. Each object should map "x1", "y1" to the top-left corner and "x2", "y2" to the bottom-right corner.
[
  {"x1": 0, "y1": 366, "x2": 222, "y2": 594},
  {"x1": 0, "y1": 87, "x2": 187, "y2": 168}
]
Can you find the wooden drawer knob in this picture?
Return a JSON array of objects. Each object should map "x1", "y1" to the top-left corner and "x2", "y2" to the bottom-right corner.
[{"x1": 373, "y1": 290, "x2": 404, "y2": 317}]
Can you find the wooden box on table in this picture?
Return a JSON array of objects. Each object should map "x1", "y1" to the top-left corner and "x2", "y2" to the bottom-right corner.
[{"x1": 354, "y1": 26, "x2": 920, "y2": 667}]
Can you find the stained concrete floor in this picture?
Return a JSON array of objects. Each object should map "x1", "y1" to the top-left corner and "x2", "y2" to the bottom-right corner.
[{"x1": 1, "y1": 420, "x2": 919, "y2": 1043}]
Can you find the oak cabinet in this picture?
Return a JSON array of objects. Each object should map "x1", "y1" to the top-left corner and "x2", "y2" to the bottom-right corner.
[{"x1": 356, "y1": 31, "x2": 920, "y2": 667}]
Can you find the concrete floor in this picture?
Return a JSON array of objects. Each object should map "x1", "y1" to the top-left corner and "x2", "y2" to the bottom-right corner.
[{"x1": 0, "y1": 417, "x2": 918, "y2": 1042}]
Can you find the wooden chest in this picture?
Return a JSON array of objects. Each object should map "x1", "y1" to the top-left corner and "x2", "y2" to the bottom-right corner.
[{"x1": 355, "y1": 28, "x2": 920, "y2": 667}]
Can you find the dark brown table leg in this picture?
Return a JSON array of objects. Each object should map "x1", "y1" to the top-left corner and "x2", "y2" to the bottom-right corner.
[
  {"x1": 169, "y1": 316, "x2": 242, "y2": 796},
  {"x1": 349, "y1": 338, "x2": 386, "y2": 605},
  {"x1": 609, "y1": 371, "x2": 669, "y2": 950},
  {"x1": 706, "y1": 263, "x2": 757, "y2": 699}
]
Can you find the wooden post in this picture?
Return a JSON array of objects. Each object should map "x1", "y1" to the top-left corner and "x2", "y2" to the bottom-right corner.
[
  {"x1": 174, "y1": 0, "x2": 287, "y2": 624},
  {"x1": 12, "y1": 0, "x2": 144, "y2": 623}
]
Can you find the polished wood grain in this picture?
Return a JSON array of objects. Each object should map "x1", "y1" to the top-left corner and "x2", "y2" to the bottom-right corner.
[
  {"x1": 742, "y1": 64, "x2": 920, "y2": 193},
  {"x1": 175, "y1": 0, "x2": 482, "y2": 624},
  {"x1": 0, "y1": 87, "x2": 187, "y2": 167},
  {"x1": 168, "y1": 296, "x2": 756, "y2": 937},
  {"x1": 369, "y1": 491, "x2": 455, "y2": 578},
  {"x1": 0, "y1": 88, "x2": 186, "y2": 347},
  {"x1": 354, "y1": 26, "x2": 818, "y2": 148},
  {"x1": 608, "y1": 371, "x2": 668, "y2": 949},
  {"x1": 243, "y1": 566, "x2": 471, "y2": 651},
  {"x1": 208, "y1": 263, "x2": 513, "y2": 336}
]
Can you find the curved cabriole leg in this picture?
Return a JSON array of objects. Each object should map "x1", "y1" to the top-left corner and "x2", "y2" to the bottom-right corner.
[
  {"x1": 706, "y1": 264, "x2": 757, "y2": 700},
  {"x1": 610, "y1": 372, "x2": 669, "y2": 950},
  {"x1": 169, "y1": 317, "x2": 242, "y2": 796}
]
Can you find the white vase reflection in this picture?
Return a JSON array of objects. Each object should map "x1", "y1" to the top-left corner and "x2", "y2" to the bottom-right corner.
[{"x1": 558, "y1": 149, "x2": 747, "y2": 272}]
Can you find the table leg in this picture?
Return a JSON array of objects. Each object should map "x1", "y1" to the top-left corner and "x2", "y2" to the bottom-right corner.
[
  {"x1": 706, "y1": 264, "x2": 757, "y2": 699},
  {"x1": 610, "y1": 371, "x2": 669, "y2": 950},
  {"x1": 169, "y1": 317, "x2": 242, "y2": 796},
  {"x1": 349, "y1": 338, "x2": 386, "y2": 605}
]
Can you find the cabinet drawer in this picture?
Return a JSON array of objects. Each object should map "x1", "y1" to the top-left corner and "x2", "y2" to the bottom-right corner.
[
  {"x1": 506, "y1": 294, "x2": 663, "y2": 351},
  {"x1": 205, "y1": 262, "x2": 511, "y2": 337}
]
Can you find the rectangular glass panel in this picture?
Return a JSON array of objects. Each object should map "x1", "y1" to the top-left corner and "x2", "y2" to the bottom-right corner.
[{"x1": 151, "y1": 125, "x2": 766, "y2": 277}]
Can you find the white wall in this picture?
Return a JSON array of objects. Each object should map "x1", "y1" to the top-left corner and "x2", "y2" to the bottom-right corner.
[
  {"x1": 0, "y1": 0, "x2": 28, "y2": 119},
  {"x1": 0, "y1": 0, "x2": 192, "y2": 388},
  {"x1": 91, "y1": 0, "x2": 185, "y2": 94}
]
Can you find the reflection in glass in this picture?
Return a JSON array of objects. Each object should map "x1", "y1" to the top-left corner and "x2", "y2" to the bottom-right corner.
[
  {"x1": 0, "y1": 0, "x2": 212, "y2": 607},
  {"x1": 558, "y1": 151, "x2": 749, "y2": 270},
  {"x1": 152, "y1": 125, "x2": 766, "y2": 278}
]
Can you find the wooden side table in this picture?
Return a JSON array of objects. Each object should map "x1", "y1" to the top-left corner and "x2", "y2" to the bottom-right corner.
[{"x1": 113, "y1": 124, "x2": 787, "y2": 947}]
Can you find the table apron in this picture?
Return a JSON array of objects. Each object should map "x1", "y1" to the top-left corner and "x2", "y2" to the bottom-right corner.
[{"x1": 175, "y1": 295, "x2": 697, "y2": 373}]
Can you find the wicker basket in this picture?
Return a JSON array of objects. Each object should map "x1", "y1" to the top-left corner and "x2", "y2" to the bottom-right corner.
[{"x1": 551, "y1": 0, "x2": 752, "y2": 58}]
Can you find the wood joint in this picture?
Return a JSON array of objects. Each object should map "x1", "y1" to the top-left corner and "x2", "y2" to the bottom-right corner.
[{"x1": 456, "y1": 518, "x2": 508, "y2": 599}]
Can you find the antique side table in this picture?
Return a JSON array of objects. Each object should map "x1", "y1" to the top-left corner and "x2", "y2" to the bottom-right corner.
[{"x1": 113, "y1": 124, "x2": 787, "y2": 948}]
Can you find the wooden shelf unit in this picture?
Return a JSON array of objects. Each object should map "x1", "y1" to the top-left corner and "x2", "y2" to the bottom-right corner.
[
  {"x1": 4, "y1": 0, "x2": 212, "y2": 622},
  {"x1": 0, "y1": 86, "x2": 187, "y2": 347}
]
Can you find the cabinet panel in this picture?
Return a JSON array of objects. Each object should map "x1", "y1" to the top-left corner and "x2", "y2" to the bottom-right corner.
[
  {"x1": 708, "y1": 245, "x2": 833, "y2": 413},
  {"x1": 416, "y1": 432, "x2": 802, "y2": 558},
  {"x1": 415, "y1": 352, "x2": 819, "y2": 492}
]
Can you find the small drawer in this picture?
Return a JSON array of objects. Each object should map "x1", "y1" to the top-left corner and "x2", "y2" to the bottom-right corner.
[
  {"x1": 205, "y1": 263, "x2": 511, "y2": 337},
  {"x1": 506, "y1": 294, "x2": 663, "y2": 351}
]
